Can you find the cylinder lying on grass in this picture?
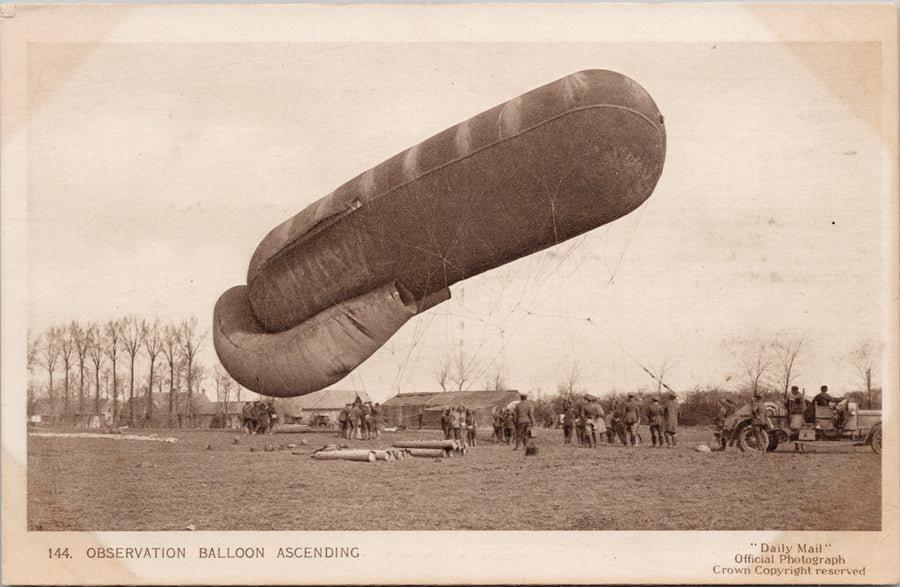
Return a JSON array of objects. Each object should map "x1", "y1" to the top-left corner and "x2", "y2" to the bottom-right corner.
[
  {"x1": 371, "y1": 450, "x2": 395, "y2": 461},
  {"x1": 214, "y1": 69, "x2": 667, "y2": 397},
  {"x1": 392, "y1": 440, "x2": 461, "y2": 450},
  {"x1": 406, "y1": 448, "x2": 451, "y2": 459},
  {"x1": 312, "y1": 450, "x2": 376, "y2": 462}
]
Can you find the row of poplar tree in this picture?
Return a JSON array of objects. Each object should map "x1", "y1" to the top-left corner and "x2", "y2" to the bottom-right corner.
[{"x1": 26, "y1": 316, "x2": 231, "y2": 428}]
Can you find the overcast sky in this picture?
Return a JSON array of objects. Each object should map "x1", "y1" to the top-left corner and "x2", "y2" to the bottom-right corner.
[{"x1": 22, "y1": 19, "x2": 890, "y2": 402}]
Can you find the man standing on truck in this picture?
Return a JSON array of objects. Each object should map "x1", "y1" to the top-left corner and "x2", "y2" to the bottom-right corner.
[{"x1": 786, "y1": 386, "x2": 806, "y2": 430}]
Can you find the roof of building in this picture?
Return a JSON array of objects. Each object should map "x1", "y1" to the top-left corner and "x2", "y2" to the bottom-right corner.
[{"x1": 382, "y1": 390, "x2": 520, "y2": 411}]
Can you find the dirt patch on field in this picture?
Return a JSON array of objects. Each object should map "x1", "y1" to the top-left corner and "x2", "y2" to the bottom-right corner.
[{"x1": 27, "y1": 427, "x2": 880, "y2": 531}]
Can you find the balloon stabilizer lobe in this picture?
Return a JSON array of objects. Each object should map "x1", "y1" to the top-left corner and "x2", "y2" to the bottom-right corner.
[{"x1": 214, "y1": 70, "x2": 666, "y2": 397}]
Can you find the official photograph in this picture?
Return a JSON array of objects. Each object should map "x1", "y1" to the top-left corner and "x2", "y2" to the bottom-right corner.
[{"x1": 1, "y1": 2, "x2": 898, "y2": 584}]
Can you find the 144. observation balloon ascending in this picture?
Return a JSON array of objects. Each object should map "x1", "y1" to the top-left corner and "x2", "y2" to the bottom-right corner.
[{"x1": 214, "y1": 70, "x2": 667, "y2": 397}]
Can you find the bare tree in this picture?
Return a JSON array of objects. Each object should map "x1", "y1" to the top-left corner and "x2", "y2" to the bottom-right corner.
[
  {"x1": 27, "y1": 330, "x2": 41, "y2": 416},
  {"x1": 556, "y1": 362, "x2": 583, "y2": 398},
  {"x1": 104, "y1": 319, "x2": 123, "y2": 426},
  {"x1": 773, "y1": 337, "x2": 803, "y2": 400},
  {"x1": 160, "y1": 323, "x2": 180, "y2": 426},
  {"x1": 142, "y1": 318, "x2": 163, "y2": 426},
  {"x1": 37, "y1": 326, "x2": 63, "y2": 425},
  {"x1": 58, "y1": 327, "x2": 74, "y2": 424},
  {"x1": 449, "y1": 347, "x2": 472, "y2": 391},
  {"x1": 70, "y1": 322, "x2": 89, "y2": 416},
  {"x1": 740, "y1": 342, "x2": 773, "y2": 396},
  {"x1": 86, "y1": 324, "x2": 105, "y2": 417},
  {"x1": 120, "y1": 316, "x2": 144, "y2": 427},
  {"x1": 653, "y1": 358, "x2": 673, "y2": 400},
  {"x1": 179, "y1": 318, "x2": 205, "y2": 426},
  {"x1": 850, "y1": 338, "x2": 880, "y2": 409},
  {"x1": 214, "y1": 364, "x2": 235, "y2": 426},
  {"x1": 434, "y1": 357, "x2": 451, "y2": 392},
  {"x1": 483, "y1": 366, "x2": 508, "y2": 391}
]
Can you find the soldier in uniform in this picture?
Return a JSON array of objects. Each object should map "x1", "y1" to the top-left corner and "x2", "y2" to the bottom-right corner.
[
  {"x1": 583, "y1": 396, "x2": 604, "y2": 448},
  {"x1": 370, "y1": 402, "x2": 383, "y2": 439},
  {"x1": 441, "y1": 408, "x2": 452, "y2": 440},
  {"x1": 663, "y1": 393, "x2": 679, "y2": 447},
  {"x1": 574, "y1": 395, "x2": 586, "y2": 446},
  {"x1": 562, "y1": 398, "x2": 575, "y2": 444},
  {"x1": 647, "y1": 396, "x2": 664, "y2": 447},
  {"x1": 513, "y1": 392, "x2": 535, "y2": 450},
  {"x1": 622, "y1": 393, "x2": 641, "y2": 447},
  {"x1": 337, "y1": 403, "x2": 350, "y2": 438},
  {"x1": 491, "y1": 407, "x2": 503, "y2": 443},
  {"x1": 348, "y1": 402, "x2": 361, "y2": 440},
  {"x1": 813, "y1": 384, "x2": 846, "y2": 430},
  {"x1": 450, "y1": 406, "x2": 462, "y2": 441},
  {"x1": 503, "y1": 407, "x2": 515, "y2": 444},
  {"x1": 786, "y1": 386, "x2": 806, "y2": 431},
  {"x1": 465, "y1": 408, "x2": 477, "y2": 446},
  {"x1": 749, "y1": 392, "x2": 771, "y2": 450}
]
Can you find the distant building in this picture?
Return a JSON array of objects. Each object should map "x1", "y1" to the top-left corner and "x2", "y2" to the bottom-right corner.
[
  {"x1": 381, "y1": 390, "x2": 521, "y2": 430},
  {"x1": 196, "y1": 399, "x2": 251, "y2": 429},
  {"x1": 274, "y1": 389, "x2": 372, "y2": 427}
]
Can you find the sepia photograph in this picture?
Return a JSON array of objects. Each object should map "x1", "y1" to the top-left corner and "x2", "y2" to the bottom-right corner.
[{"x1": 2, "y1": 2, "x2": 898, "y2": 584}]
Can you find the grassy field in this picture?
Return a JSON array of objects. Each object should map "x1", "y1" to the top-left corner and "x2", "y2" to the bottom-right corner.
[{"x1": 27, "y1": 425, "x2": 881, "y2": 531}]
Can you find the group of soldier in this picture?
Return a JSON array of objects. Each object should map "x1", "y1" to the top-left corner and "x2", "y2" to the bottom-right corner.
[
  {"x1": 242, "y1": 400, "x2": 277, "y2": 435},
  {"x1": 440, "y1": 405, "x2": 480, "y2": 446},
  {"x1": 489, "y1": 392, "x2": 537, "y2": 450},
  {"x1": 560, "y1": 392, "x2": 680, "y2": 448},
  {"x1": 336, "y1": 400, "x2": 383, "y2": 440}
]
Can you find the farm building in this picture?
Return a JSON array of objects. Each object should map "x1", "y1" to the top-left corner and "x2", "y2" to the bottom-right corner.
[
  {"x1": 196, "y1": 400, "x2": 252, "y2": 429},
  {"x1": 72, "y1": 399, "x2": 114, "y2": 429},
  {"x1": 274, "y1": 389, "x2": 372, "y2": 426},
  {"x1": 381, "y1": 390, "x2": 521, "y2": 430}
]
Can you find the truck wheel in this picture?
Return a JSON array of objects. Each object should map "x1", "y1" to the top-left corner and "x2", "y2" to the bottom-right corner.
[
  {"x1": 737, "y1": 424, "x2": 769, "y2": 452},
  {"x1": 870, "y1": 424, "x2": 882, "y2": 454},
  {"x1": 766, "y1": 434, "x2": 780, "y2": 452}
]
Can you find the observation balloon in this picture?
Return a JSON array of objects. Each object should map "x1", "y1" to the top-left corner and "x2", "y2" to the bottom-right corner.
[{"x1": 214, "y1": 70, "x2": 667, "y2": 397}]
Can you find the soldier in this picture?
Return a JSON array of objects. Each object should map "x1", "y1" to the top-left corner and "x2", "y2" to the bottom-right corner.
[
  {"x1": 562, "y1": 398, "x2": 575, "y2": 444},
  {"x1": 348, "y1": 402, "x2": 361, "y2": 440},
  {"x1": 465, "y1": 408, "x2": 477, "y2": 446},
  {"x1": 786, "y1": 386, "x2": 806, "y2": 430},
  {"x1": 491, "y1": 407, "x2": 503, "y2": 443},
  {"x1": 573, "y1": 395, "x2": 586, "y2": 446},
  {"x1": 604, "y1": 410, "x2": 617, "y2": 444},
  {"x1": 513, "y1": 392, "x2": 535, "y2": 450},
  {"x1": 664, "y1": 392, "x2": 679, "y2": 447},
  {"x1": 623, "y1": 393, "x2": 641, "y2": 447},
  {"x1": 449, "y1": 406, "x2": 462, "y2": 441},
  {"x1": 613, "y1": 398, "x2": 628, "y2": 444},
  {"x1": 813, "y1": 384, "x2": 846, "y2": 430},
  {"x1": 749, "y1": 391, "x2": 771, "y2": 450},
  {"x1": 593, "y1": 400, "x2": 607, "y2": 443},
  {"x1": 241, "y1": 402, "x2": 255, "y2": 435},
  {"x1": 441, "y1": 408, "x2": 452, "y2": 440},
  {"x1": 337, "y1": 403, "x2": 350, "y2": 438},
  {"x1": 503, "y1": 407, "x2": 515, "y2": 444},
  {"x1": 582, "y1": 396, "x2": 603, "y2": 448},
  {"x1": 370, "y1": 402, "x2": 383, "y2": 439},
  {"x1": 360, "y1": 402, "x2": 371, "y2": 440},
  {"x1": 647, "y1": 396, "x2": 664, "y2": 447}
]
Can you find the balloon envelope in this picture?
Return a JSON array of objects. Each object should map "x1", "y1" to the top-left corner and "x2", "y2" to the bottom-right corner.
[{"x1": 215, "y1": 69, "x2": 667, "y2": 397}]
